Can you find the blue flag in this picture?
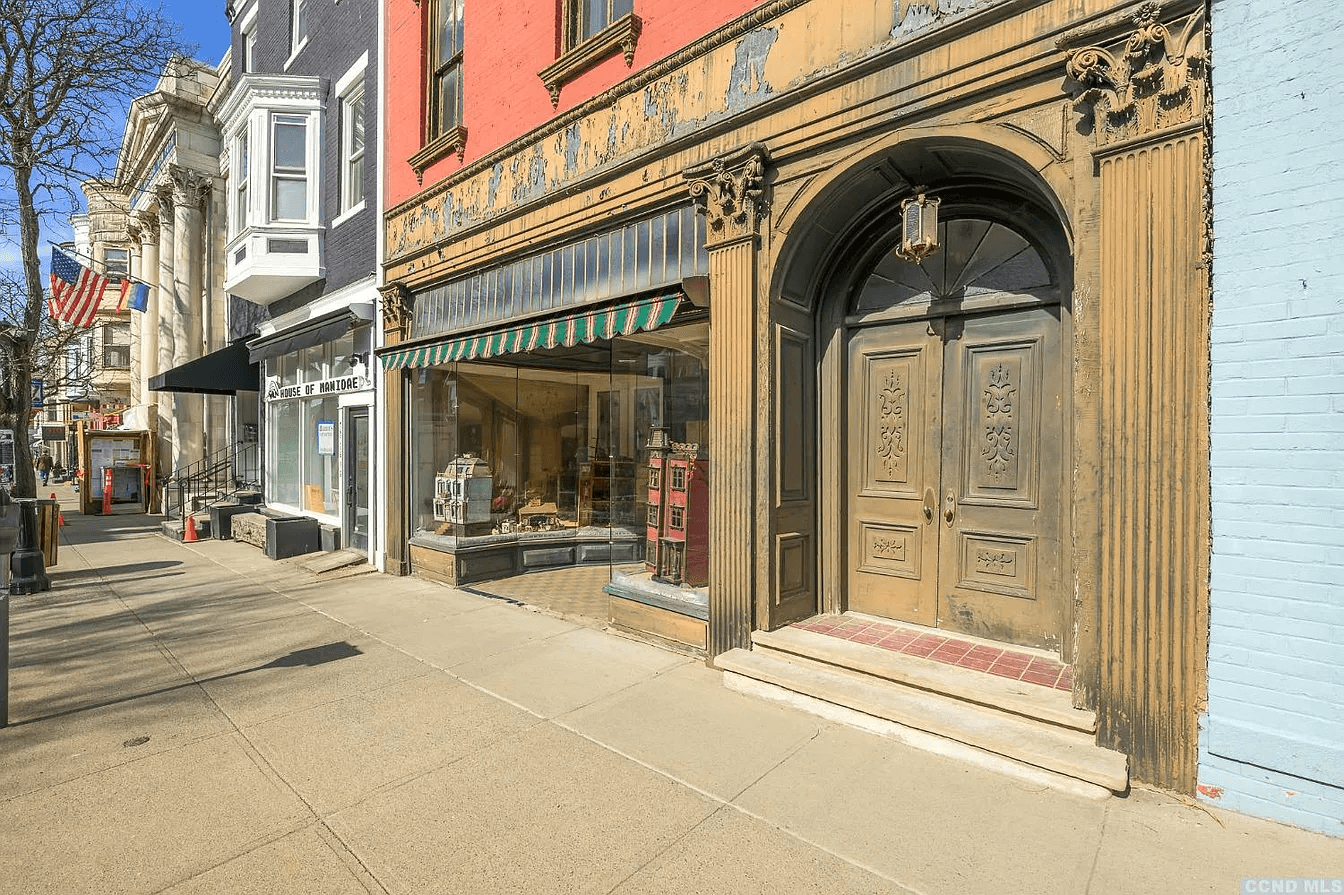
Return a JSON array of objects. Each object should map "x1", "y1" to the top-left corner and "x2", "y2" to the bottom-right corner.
[{"x1": 125, "y1": 281, "x2": 150, "y2": 312}]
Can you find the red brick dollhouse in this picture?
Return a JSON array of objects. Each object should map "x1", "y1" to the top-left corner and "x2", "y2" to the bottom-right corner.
[{"x1": 645, "y1": 428, "x2": 708, "y2": 586}]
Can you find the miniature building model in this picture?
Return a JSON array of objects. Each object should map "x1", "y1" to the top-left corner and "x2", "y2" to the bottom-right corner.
[
  {"x1": 646, "y1": 428, "x2": 708, "y2": 586},
  {"x1": 434, "y1": 454, "x2": 493, "y2": 531}
]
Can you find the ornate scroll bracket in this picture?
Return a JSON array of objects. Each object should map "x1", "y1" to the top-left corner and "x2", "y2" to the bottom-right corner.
[
  {"x1": 378, "y1": 281, "x2": 413, "y2": 339},
  {"x1": 168, "y1": 164, "x2": 212, "y2": 209},
  {"x1": 683, "y1": 142, "x2": 771, "y2": 246},
  {"x1": 1062, "y1": 1, "x2": 1207, "y2": 148}
]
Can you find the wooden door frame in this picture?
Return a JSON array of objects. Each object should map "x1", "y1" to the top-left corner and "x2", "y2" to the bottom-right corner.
[{"x1": 813, "y1": 201, "x2": 1078, "y2": 662}]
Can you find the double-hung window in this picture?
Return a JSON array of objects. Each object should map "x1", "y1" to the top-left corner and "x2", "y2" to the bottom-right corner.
[
  {"x1": 270, "y1": 116, "x2": 308, "y2": 222},
  {"x1": 291, "y1": 0, "x2": 308, "y2": 56},
  {"x1": 566, "y1": 0, "x2": 633, "y2": 49},
  {"x1": 429, "y1": 0, "x2": 464, "y2": 140},
  {"x1": 341, "y1": 86, "x2": 365, "y2": 212},
  {"x1": 233, "y1": 131, "x2": 250, "y2": 235},
  {"x1": 103, "y1": 248, "x2": 129, "y2": 280}
]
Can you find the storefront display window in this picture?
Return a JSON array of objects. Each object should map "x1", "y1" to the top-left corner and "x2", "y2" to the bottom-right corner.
[
  {"x1": 263, "y1": 324, "x2": 370, "y2": 517},
  {"x1": 407, "y1": 321, "x2": 709, "y2": 584}
]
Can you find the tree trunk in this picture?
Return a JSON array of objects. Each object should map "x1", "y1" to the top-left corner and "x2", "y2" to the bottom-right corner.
[{"x1": 11, "y1": 165, "x2": 44, "y2": 498}]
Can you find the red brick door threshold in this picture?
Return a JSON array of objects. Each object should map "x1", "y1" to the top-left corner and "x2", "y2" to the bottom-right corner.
[{"x1": 791, "y1": 616, "x2": 1073, "y2": 692}]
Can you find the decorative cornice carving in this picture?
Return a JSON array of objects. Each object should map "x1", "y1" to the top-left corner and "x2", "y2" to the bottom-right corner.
[
  {"x1": 409, "y1": 126, "x2": 468, "y2": 185},
  {"x1": 1063, "y1": 2, "x2": 1207, "y2": 148},
  {"x1": 539, "y1": 13, "x2": 643, "y2": 108},
  {"x1": 684, "y1": 143, "x2": 770, "y2": 246},
  {"x1": 169, "y1": 164, "x2": 212, "y2": 208},
  {"x1": 124, "y1": 217, "x2": 142, "y2": 247},
  {"x1": 378, "y1": 281, "x2": 413, "y2": 337}
]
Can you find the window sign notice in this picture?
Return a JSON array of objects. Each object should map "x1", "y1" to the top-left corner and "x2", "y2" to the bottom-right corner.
[{"x1": 317, "y1": 420, "x2": 335, "y2": 456}]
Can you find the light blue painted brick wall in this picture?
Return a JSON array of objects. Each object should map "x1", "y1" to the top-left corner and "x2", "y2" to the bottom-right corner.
[{"x1": 1203, "y1": 0, "x2": 1344, "y2": 837}]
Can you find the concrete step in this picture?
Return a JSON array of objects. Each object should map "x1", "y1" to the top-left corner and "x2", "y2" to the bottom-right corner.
[
  {"x1": 716, "y1": 647, "x2": 1128, "y2": 792},
  {"x1": 752, "y1": 626, "x2": 1096, "y2": 733},
  {"x1": 160, "y1": 514, "x2": 212, "y2": 542}
]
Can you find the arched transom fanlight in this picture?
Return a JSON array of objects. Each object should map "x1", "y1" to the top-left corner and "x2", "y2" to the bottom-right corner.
[{"x1": 854, "y1": 218, "x2": 1054, "y2": 313}]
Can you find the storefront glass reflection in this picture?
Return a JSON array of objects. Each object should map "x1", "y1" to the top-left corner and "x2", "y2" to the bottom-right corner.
[{"x1": 407, "y1": 321, "x2": 709, "y2": 607}]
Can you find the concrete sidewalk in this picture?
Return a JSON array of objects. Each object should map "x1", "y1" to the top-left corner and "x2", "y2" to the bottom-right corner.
[{"x1": 1, "y1": 490, "x2": 1340, "y2": 895}]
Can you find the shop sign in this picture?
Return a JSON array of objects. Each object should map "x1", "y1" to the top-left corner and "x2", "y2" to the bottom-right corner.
[{"x1": 266, "y1": 372, "x2": 370, "y2": 401}]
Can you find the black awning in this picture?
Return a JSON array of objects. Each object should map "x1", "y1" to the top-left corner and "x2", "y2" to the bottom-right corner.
[
  {"x1": 149, "y1": 341, "x2": 259, "y2": 395},
  {"x1": 248, "y1": 309, "x2": 357, "y2": 364}
]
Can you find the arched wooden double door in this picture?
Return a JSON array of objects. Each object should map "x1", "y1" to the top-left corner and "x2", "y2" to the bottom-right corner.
[{"x1": 844, "y1": 218, "x2": 1066, "y2": 651}]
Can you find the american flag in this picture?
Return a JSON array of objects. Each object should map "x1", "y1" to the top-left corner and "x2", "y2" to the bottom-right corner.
[{"x1": 49, "y1": 246, "x2": 110, "y2": 327}]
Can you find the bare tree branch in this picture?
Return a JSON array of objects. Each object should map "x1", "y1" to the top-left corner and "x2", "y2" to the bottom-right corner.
[{"x1": 0, "y1": 0, "x2": 191, "y2": 495}]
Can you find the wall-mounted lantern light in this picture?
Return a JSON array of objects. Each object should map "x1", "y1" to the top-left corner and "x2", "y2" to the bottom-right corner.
[{"x1": 896, "y1": 188, "x2": 941, "y2": 264}]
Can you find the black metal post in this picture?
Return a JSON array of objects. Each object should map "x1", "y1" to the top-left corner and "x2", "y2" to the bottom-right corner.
[{"x1": 1, "y1": 590, "x2": 8, "y2": 727}]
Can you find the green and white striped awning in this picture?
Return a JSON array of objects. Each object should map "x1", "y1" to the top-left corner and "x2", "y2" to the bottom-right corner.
[{"x1": 380, "y1": 292, "x2": 683, "y2": 371}]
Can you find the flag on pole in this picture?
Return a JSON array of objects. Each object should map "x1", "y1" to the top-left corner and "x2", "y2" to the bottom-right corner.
[
  {"x1": 115, "y1": 279, "x2": 150, "y2": 312},
  {"x1": 49, "y1": 246, "x2": 111, "y2": 327}
]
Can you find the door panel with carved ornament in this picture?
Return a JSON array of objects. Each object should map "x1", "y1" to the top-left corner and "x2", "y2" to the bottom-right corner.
[{"x1": 846, "y1": 307, "x2": 1063, "y2": 650}]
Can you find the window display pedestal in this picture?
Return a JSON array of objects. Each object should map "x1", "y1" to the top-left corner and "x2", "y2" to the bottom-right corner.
[
  {"x1": 408, "y1": 526, "x2": 642, "y2": 587},
  {"x1": 604, "y1": 568, "x2": 709, "y2": 654}
]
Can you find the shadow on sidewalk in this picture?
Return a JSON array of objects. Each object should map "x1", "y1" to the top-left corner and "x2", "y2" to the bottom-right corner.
[
  {"x1": 48, "y1": 560, "x2": 183, "y2": 582},
  {"x1": 5, "y1": 641, "x2": 364, "y2": 727}
]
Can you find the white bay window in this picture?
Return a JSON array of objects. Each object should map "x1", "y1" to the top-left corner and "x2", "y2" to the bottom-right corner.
[{"x1": 220, "y1": 75, "x2": 325, "y2": 305}]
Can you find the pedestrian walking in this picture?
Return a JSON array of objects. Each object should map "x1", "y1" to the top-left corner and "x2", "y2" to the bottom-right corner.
[{"x1": 37, "y1": 452, "x2": 53, "y2": 486}]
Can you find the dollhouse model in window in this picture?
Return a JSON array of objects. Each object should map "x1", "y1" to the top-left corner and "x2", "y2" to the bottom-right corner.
[{"x1": 645, "y1": 428, "x2": 708, "y2": 587}]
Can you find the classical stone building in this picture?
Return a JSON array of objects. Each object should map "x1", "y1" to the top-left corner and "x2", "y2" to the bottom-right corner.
[
  {"x1": 103, "y1": 57, "x2": 251, "y2": 481},
  {"x1": 381, "y1": 0, "x2": 1213, "y2": 794}
]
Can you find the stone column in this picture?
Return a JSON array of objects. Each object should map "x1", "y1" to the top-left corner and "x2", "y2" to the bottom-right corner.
[
  {"x1": 684, "y1": 143, "x2": 769, "y2": 658},
  {"x1": 126, "y1": 217, "x2": 143, "y2": 407},
  {"x1": 169, "y1": 164, "x2": 210, "y2": 471},
  {"x1": 134, "y1": 212, "x2": 160, "y2": 408},
  {"x1": 378, "y1": 282, "x2": 413, "y2": 576},
  {"x1": 155, "y1": 185, "x2": 176, "y2": 473},
  {"x1": 1065, "y1": 4, "x2": 1210, "y2": 792}
]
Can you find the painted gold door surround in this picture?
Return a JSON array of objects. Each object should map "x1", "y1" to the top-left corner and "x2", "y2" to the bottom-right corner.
[{"x1": 847, "y1": 307, "x2": 1064, "y2": 650}]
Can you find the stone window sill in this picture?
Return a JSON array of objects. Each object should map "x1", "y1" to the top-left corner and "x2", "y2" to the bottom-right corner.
[
  {"x1": 409, "y1": 125, "x2": 468, "y2": 184},
  {"x1": 538, "y1": 13, "x2": 642, "y2": 108}
]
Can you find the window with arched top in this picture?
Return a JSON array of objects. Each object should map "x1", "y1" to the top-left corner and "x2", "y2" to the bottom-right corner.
[{"x1": 853, "y1": 218, "x2": 1056, "y2": 315}]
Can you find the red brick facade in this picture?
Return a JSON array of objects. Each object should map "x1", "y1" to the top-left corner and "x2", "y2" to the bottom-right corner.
[{"x1": 384, "y1": 0, "x2": 764, "y2": 207}]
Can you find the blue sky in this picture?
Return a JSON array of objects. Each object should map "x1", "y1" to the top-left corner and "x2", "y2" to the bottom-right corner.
[
  {"x1": 170, "y1": 0, "x2": 232, "y2": 67},
  {"x1": 3, "y1": 2, "x2": 234, "y2": 282}
]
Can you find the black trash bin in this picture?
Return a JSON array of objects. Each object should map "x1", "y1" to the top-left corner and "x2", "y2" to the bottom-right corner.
[{"x1": 10, "y1": 499, "x2": 49, "y2": 595}]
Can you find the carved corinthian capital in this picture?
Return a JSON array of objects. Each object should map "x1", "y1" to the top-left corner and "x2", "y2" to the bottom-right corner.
[
  {"x1": 378, "y1": 281, "x2": 413, "y2": 339},
  {"x1": 169, "y1": 164, "x2": 212, "y2": 208},
  {"x1": 133, "y1": 210, "x2": 160, "y2": 245},
  {"x1": 1062, "y1": 1, "x2": 1208, "y2": 148},
  {"x1": 683, "y1": 142, "x2": 771, "y2": 246}
]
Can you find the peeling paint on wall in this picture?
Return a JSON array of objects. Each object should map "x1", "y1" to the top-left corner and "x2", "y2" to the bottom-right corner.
[
  {"x1": 894, "y1": 0, "x2": 998, "y2": 38},
  {"x1": 727, "y1": 28, "x2": 778, "y2": 112},
  {"x1": 487, "y1": 163, "x2": 503, "y2": 209}
]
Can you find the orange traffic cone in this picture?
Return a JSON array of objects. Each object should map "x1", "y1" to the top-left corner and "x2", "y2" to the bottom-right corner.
[
  {"x1": 184, "y1": 514, "x2": 198, "y2": 543},
  {"x1": 50, "y1": 492, "x2": 65, "y2": 526}
]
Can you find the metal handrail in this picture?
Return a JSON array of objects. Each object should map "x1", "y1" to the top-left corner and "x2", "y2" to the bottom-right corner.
[{"x1": 163, "y1": 441, "x2": 260, "y2": 521}]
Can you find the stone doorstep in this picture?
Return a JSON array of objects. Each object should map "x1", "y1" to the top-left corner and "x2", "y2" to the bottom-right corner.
[
  {"x1": 753, "y1": 626, "x2": 1096, "y2": 733},
  {"x1": 715, "y1": 647, "x2": 1128, "y2": 793}
]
